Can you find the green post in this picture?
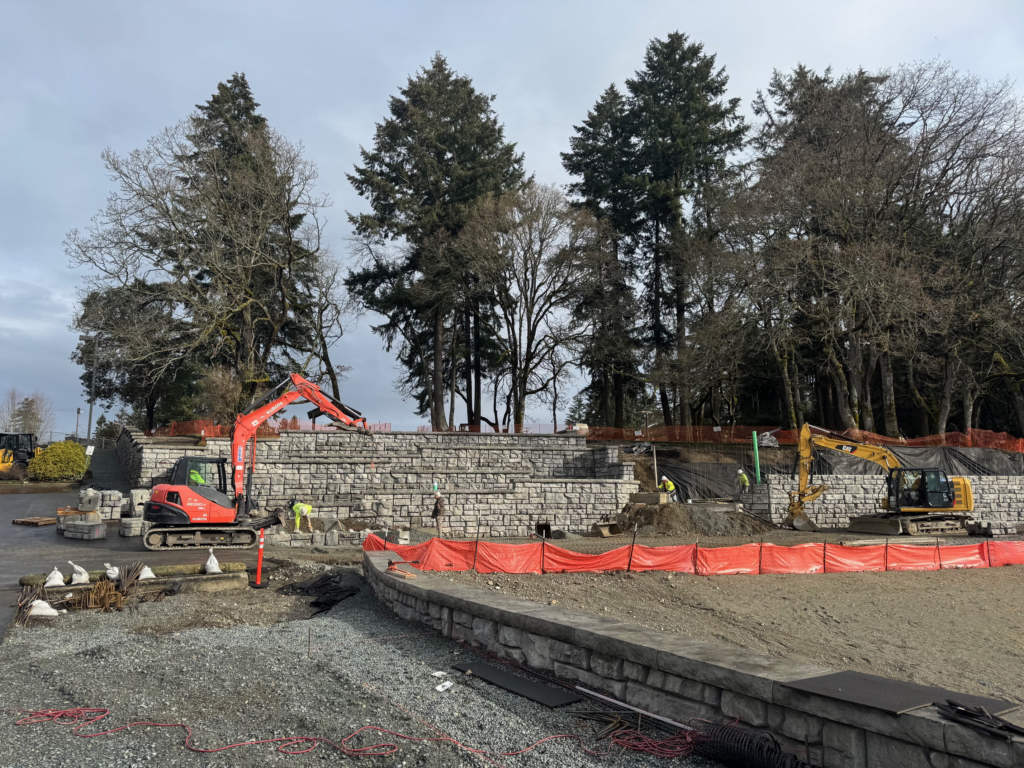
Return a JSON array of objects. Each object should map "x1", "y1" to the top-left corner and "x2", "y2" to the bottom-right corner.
[{"x1": 752, "y1": 431, "x2": 761, "y2": 484}]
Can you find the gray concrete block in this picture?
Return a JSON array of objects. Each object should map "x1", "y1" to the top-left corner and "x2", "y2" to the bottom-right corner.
[
  {"x1": 589, "y1": 652, "x2": 625, "y2": 680},
  {"x1": 721, "y1": 690, "x2": 770, "y2": 727},
  {"x1": 552, "y1": 661, "x2": 626, "y2": 700},
  {"x1": 823, "y1": 722, "x2": 867, "y2": 768},
  {"x1": 865, "y1": 732, "x2": 934, "y2": 768},
  {"x1": 625, "y1": 682, "x2": 721, "y2": 724}
]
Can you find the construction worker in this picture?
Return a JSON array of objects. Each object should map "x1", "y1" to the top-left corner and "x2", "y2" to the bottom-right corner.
[
  {"x1": 290, "y1": 498, "x2": 313, "y2": 533},
  {"x1": 189, "y1": 467, "x2": 205, "y2": 485},
  {"x1": 737, "y1": 468, "x2": 750, "y2": 494},
  {"x1": 658, "y1": 476, "x2": 678, "y2": 503},
  {"x1": 431, "y1": 491, "x2": 446, "y2": 537}
]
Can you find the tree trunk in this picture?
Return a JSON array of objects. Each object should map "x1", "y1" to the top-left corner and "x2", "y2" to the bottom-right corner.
[
  {"x1": 828, "y1": 350, "x2": 857, "y2": 430},
  {"x1": 464, "y1": 305, "x2": 473, "y2": 426},
  {"x1": 962, "y1": 385, "x2": 976, "y2": 433},
  {"x1": 146, "y1": 397, "x2": 157, "y2": 431},
  {"x1": 320, "y1": 335, "x2": 341, "y2": 400},
  {"x1": 936, "y1": 357, "x2": 954, "y2": 436},
  {"x1": 861, "y1": 345, "x2": 878, "y2": 433},
  {"x1": 652, "y1": 223, "x2": 673, "y2": 427},
  {"x1": 613, "y1": 371, "x2": 625, "y2": 430},
  {"x1": 790, "y1": 351, "x2": 804, "y2": 428},
  {"x1": 879, "y1": 351, "x2": 899, "y2": 438},
  {"x1": 775, "y1": 347, "x2": 798, "y2": 429},
  {"x1": 473, "y1": 308, "x2": 482, "y2": 427},
  {"x1": 846, "y1": 331, "x2": 863, "y2": 428},
  {"x1": 432, "y1": 309, "x2": 447, "y2": 431}
]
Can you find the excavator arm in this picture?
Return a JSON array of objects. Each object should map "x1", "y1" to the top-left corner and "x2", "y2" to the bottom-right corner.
[{"x1": 231, "y1": 373, "x2": 368, "y2": 512}]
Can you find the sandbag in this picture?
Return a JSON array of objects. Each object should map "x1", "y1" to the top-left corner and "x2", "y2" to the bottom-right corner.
[
  {"x1": 205, "y1": 548, "x2": 222, "y2": 574},
  {"x1": 138, "y1": 566, "x2": 156, "y2": 580},
  {"x1": 68, "y1": 561, "x2": 90, "y2": 585},
  {"x1": 28, "y1": 600, "x2": 60, "y2": 618},
  {"x1": 103, "y1": 563, "x2": 119, "y2": 582},
  {"x1": 43, "y1": 567, "x2": 65, "y2": 588}
]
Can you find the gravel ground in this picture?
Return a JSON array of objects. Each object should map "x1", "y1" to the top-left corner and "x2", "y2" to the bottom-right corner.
[
  {"x1": 448, "y1": 565, "x2": 1024, "y2": 707},
  {"x1": 0, "y1": 565, "x2": 721, "y2": 768}
]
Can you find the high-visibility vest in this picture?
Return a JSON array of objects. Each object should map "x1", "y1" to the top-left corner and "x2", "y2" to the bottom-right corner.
[
  {"x1": 189, "y1": 469, "x2": 206, "y2": 485},
  {"x1": 659, "y1": 479, "x2": 675, "y2": 492}
]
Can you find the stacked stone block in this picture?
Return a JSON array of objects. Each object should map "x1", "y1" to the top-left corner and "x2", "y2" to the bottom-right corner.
[{"x1": 116, "y1": 429, "x2": 639, "y2": 546}]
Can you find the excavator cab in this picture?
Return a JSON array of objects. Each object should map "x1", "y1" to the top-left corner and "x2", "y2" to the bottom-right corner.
[
  {"x1": 168, "y1": 457, "x2": 234, "y2": 510},
  {"x1": 885, "y1": 468, "x2": 955, "y2": 512}
]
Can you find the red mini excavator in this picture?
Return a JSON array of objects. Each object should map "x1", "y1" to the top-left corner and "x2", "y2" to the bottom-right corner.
[{"x1": 142, "y1": 373, "x2": 368, "y2": 550}]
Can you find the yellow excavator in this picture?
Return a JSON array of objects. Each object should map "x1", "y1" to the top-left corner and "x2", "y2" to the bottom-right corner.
[
  {"x1": 0, "y1": 433, "x2": 39, "y2": 474},
  {"x1": 785, "y1": 424, "x2": 974, "y2": 535}
]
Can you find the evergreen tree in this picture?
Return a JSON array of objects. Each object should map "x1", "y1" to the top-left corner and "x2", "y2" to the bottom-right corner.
[{"x1": 346, "y1": 54, "x2": 526, "y2": 428}]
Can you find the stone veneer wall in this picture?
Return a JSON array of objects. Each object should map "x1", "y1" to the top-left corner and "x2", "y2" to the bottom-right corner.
[
  {"x1": 745, "y1": 474, "x2": 1024, "y2": 528},
  {"x1": 364, "y1": 549, "x2": 1022, "y2": 768},
  {"x1": 117, "y1": 429, "x2": 638, "y2": 546}
]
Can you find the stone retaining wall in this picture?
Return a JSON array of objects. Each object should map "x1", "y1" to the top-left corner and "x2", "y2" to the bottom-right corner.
[
  {"x1": 745, "y1": 474, "x2": 1024, "y2": 528},
  {"x1": 364, "y1": 549, "x2": 1021, "y2": 768},
  {"x1": 118, "y1": 429, "x2": 638, "y2": 546}
]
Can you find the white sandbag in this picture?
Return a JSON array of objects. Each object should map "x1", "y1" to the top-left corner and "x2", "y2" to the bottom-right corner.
[
  {"x1": 103, "y1": 563, "x2": 119, "y2": 582},
  {"x1": 43, "y1": 567, "x2": 65, "y2": 588},
  {"x1": 138, "y1": 566, "x2": 156, "y2": 580},
  {"x1": 28, "y1": 600, "x2": 59, "y2": 618},
  {"x1": 68, "y1": 561, "x2": 90, "y2": 585},
  {"x1": 204, "y1": 548, "x2": 222, "y2": 575}
]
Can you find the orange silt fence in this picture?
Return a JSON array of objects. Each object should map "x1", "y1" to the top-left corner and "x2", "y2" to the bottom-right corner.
[{"x1": 364, "y1": 535, "x2": 1024, "y2": 577}]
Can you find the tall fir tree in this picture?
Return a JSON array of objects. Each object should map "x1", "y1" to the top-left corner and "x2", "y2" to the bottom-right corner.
[{"x1": 347, "y1": 54, "x2": 526, "y2": 428}]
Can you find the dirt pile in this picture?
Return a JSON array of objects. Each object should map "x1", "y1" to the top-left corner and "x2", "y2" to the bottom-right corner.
[{"x1": 620, "y1": 502, "x2": 774, "y2": 538}]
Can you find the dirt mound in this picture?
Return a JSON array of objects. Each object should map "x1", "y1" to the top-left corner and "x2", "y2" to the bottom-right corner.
[{"x1": 621, "y1": 502, "x2": 774, "y2": 538}]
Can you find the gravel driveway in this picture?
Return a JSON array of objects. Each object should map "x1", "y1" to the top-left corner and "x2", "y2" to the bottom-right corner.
[{"x1": 0, "y1": 567, "x2": 720, "y2": 767}]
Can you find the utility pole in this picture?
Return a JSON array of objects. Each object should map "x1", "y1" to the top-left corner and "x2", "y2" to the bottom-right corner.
[
  {"x1": 75, "y1": 407, "x2": 81, "y2": 438},
  {"x1": 79, "y1": 334, "x2": 98, "y2": 443}
]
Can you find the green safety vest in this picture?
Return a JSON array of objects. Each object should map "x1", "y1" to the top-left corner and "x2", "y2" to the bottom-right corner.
[
  {"x1": 189, "y1": 469, "x2": 206, "y2": 485},
  {"x1": 659, "y1": 479, "x2": 675, "y2": 492},
  {"x1": 292, "y1": 502, "x2": 312, "y2": 516},
  {"x1": 738, "y1": 473, "x2": 750, "y2": 488}
]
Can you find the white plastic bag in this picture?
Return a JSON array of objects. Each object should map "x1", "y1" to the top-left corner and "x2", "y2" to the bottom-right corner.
[
  {"x1": 68, "y1": 561, "x2": 90, "y2": 585},
  {"x1": 103, "y1": 563, "x2": 119, "y2": 582},
  {"x1": 28, "y1": 600, "x2": 59, "y2": 618},
  {"x1": 43, "y1": 567, "x2": 65, "y2": 588},
  {"x1": 138, "y1": 565, "x2": 156, "y2": 580},
  {"x1": 205, "y1": 548, "x2": 222, "y2": 575}
]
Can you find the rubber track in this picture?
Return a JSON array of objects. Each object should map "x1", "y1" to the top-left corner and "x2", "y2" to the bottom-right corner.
[{"x1": 143, "y1": 527, "x2": 259, "y2": 551}]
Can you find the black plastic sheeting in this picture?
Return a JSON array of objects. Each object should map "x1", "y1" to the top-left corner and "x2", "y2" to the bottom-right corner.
[
  {"x1": 812, "y1": 446, "x2": 1024, "y2": 477},
  {"x1": 657, "y1": 446, "x2": 1024, "y2": 501}
]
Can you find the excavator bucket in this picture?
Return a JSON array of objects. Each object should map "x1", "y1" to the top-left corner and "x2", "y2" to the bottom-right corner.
[
  {"x1": 784, "y1": 493, "x2": 821, "y2": 532},
  {"x1": 786, "y1": 508, "x2": 820, "y2": 532}
]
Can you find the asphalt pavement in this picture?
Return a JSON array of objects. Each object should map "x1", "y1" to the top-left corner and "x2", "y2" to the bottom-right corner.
[{"x1": 0, "y1": 492, "x2": 258, "y2": 636}]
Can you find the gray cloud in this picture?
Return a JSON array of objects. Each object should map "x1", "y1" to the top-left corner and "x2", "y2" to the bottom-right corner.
[{"x1": 2, "y1": 0, "x2": 1021, "y2": 434}]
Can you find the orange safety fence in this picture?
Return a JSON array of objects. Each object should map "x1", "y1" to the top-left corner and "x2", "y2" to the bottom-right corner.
[
  {"x1": 363, "y1": 534, "x2": 1024, "y2": 575},
  {"x1": 587, "y1": 424, "x2": 1024, "y2": 454}
]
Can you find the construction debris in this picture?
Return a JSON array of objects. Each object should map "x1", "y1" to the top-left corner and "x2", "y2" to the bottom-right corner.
[
  {"x1": 934, "y1": 699, "x2": 1024, "y2": 742},
  {"x1": 11, "y1": 517, "x2": 56, "y2": 526},
  {"x1": 281, "y1": 571, "x2": 359, "y2": 613}
]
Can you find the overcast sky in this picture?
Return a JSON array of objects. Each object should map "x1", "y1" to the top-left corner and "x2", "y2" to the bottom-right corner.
[{"x1": 2, "y1": 0, "x2": 1022, "y2": 435}]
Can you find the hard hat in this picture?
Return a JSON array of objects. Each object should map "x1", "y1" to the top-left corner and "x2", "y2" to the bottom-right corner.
[
  {"x1": 737, "y1": 468, "x2": 745, "y2": 474},
  {"x1": 434, "y1": 491, "x2": 440, "y2": 497},
  {"x1": 660, "y1": 476, "x2": 667, "y2": 481}
]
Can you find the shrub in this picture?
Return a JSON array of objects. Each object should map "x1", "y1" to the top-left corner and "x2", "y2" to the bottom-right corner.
[{"x1": 28, "y1": 441, "x2": 88, "y2": 482}]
